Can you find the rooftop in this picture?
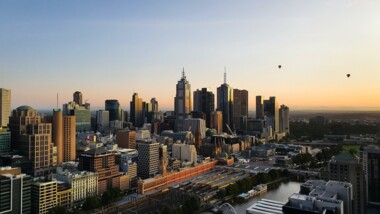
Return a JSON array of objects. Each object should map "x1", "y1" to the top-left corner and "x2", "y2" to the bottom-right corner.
[{"x1": 16, "y1": 105, "x2": 35, "y2": 111}]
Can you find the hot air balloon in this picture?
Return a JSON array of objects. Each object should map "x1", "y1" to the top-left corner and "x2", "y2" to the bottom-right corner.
[
  {"x1": 347, "y1": 74, "x2": 350, "y2": 78},
  {"x1": 278, "y1": 65, "x2": 282, "y2": 69}
]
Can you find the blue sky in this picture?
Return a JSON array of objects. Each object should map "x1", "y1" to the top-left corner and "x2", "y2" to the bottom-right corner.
[{"x1": 1, "y1": 0, "x2": 379, "y2": 110}]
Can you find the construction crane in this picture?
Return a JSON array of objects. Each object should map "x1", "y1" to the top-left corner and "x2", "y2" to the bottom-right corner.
[{"x1": 225, "y1": 124, "x2": 236, "y2": 136}]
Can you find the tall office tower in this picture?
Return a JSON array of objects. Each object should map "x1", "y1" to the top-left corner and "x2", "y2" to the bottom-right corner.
[
  {"x1": 96, "y1": 110, "x2": 109, "y2": 131},
  {"x1": 63, "y1": 116, "x2": 76, "y2": 162},
  {"x1": 137, "y1": 141, "x2": 159, "y2": 179},
  {"x1": 105, "y1": 99, "x2": 122, "y2": 121},
  {"x1": 0, "y1": 88, "x2": 11, "y2": 127},
  {"x1": 116, "y1": 130, "x2": 136, "y2": 149},
  {"x1": 9, "y1": 106, "x2": 54, "y2": 176},
  {"x1": 0, "y1": 167, "x2": 32, "y2": 214},
  {"x1": 174, "y1": 69, "x2": 192, "y2": 131},
  {"x1": 78, "y1": 147, "x2": 121, "y2": 194},
  {"x1": 263, "y1": 96, "x2": 279, "y2": 133},
  {"x1": 32, "y1": 179, "x2": 57, "y2": 214},
  {"x1": 73, "y1": 91, "x2": 83, "y2": 106},
  {"x1": 210, "y1": 111, "x2": 223, "y2": 134},
  {"x1": 53, "y1": 110, "x2": 63, "y2": 164},
  {"x1": 328, "y1": 152, "x2": 366, "y2": 214},
  {"x1": 151, "y1": 98, "x2": 158, "y2": 112},
  {"x1": 193, "y1": 88, "x2": 215, "y2": 128},
  {"x1": 130, "y1": 93, "x2": 144, "y2": 128},
  {"x1": 217, "y1": 72, "x2": 234, "y2": 132},
  {"x1": 255, "y1": 96, "x2": 264, "y2": 119},
  {"x1": 0, "y1": 128, "x2": 11, "y2": 154},
  {"x1": 9, "y1": 106, "x2": 41, "y2": 150},
  {"x1": 362, "y1": 145, "x2": 380, "y2": 207},
  {"x1": 279, "y1": 104, "x2": 290, "y2": 135},
  {"x1": 232, "y1": 89, "x2": 248, "y2": 130},
  {"x1": 53, "y1": 110, "x2": 76, "y2": 164},
  {"x1": 20, "y1": 123, "x2": 54, "y2": 176},
  {"x1": 63, "y1": 101, "x2": 91, "y2": 132}
]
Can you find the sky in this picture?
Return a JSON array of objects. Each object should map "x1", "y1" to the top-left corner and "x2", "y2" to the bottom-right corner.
[{"x1": 1, "y1": 0, "x2": 379, "y2": 111}]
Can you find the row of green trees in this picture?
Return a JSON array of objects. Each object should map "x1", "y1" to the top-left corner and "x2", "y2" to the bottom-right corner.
[{"x1": 216, "y1": 169, "x2": 289, "y2": 199}]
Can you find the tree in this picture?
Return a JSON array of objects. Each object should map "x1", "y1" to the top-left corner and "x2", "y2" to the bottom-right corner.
[
  {"x1": 82, "y1": 196, "x2": 101, "y2": 211},
  {"x1": 48, "y1": 206, "x2": 67, "y2": 214}
]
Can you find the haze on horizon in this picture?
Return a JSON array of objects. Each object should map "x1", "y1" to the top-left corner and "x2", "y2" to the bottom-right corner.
[{"x1": 1, "y1": 0, "x2": 379, "y2": 111}]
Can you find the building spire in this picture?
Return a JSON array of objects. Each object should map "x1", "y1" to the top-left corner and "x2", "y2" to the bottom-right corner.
[
  {"x1": 182, "y1": 67, "x2": 186, "y2": 79},
  {"x1": 224, "y1": 66, "x2": 227, "y2": 84}
]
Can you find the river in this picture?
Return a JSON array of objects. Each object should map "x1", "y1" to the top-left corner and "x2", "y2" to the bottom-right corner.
[{"x1": 232, "y1": 181, "x2": 300, "y2": 213}]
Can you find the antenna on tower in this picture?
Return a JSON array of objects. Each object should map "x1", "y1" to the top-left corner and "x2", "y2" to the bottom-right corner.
[
  {"x1": 224, "y1": 66, "x2": 227, "y2": 84},
  {"x1": 182, "y1": 67, "x2": 185, "y2": 79}
]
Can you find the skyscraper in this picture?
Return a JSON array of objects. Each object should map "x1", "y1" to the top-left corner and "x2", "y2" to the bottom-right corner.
[
  {"x1": 328, "y1": 152, "x2": 366, "y2": 214},
  {"x1": 105, "y1": 99, "x2": 122, "y2": 121},
  {"x1": 174, "y1": 69, "x2": 192, "y2": 131},
  {"x1": 362, "y1": 145, "x2": 380, "y2": 207},
  {"x1": 0, "y1": 88, "x2": 11, "y2": 127},
  {"x1": 210, "y1": 111, "x2": 223, "y2": 134},
  {"x1": 217, "y1": 72, "x2": 233, "y2": 132},
  {"x1": 63, "y1": 102, "x2": 91, "y2": 132},
  {"x1": 63, "y1": 116, "x2": 76, "y2": 162},
  {"x1": 279, "y1": 104, "x2": 290, "y2": 135},
  {"x1": 73, "y1": 91, "x2": 83, "y2": 106},
  {"x1": 130, "y1": 93, "x2": 144, "y2": 127},
  {"x1": 151, "y1": 98, "x2": 158, "y2": 112},
  {"x1": 232, "y1": 89, "x2": 248, "y2": 130},
  {"x1": 9, "y1": 106, "x2": 41, "y2": 151},
  {"x1": 193, "y1": 88, "x2": 215, "y2": 127},
  {"x1": 263, "y1": 96, "x2": 279, "y2": 133},
  {"x1": 256, "y1": 96, "x2": 264, "y2": 119},
  {"x1": 96, "y1": 110, "x2": 109, "y2": 131},
  {"x1": 53, "y1": 110, "x2": 63, "y2": 164}
]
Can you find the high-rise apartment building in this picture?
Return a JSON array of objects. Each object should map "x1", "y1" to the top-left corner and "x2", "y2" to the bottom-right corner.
[
  {"x1": 78, "y1": 147, "x2": 121, "y2": 194},
  {"x1": 193, "y1": 88, "x2": 215, "y2": 127},
  {"x1": 73, "y1": 91, "x2": 83, "y2": 106},
  {"x1": 362, "y1": 145, "x2": 380, "y2": 207},
  {"x1": 263, "y1": 96, "x2": 279, "y2": 133},
  {"x1": 174, "y1": 70, "x2": 192, "y2": 131},
  {"x1": 255, "y1": 96, "x2": 264, "y2": 119},
  {"x1": 0, "y1": 88, "x2": 11, "y2": 127},
  {"x1": 232, "y1": 89, "x2": 248, "y2": 130},
  {"x1": 130, "y1": 93, "x2": 144, "y2": 128},
  {"x1": 172, "y1": 143, "x2": 197, "y2": 165},
  {"x1": 279, "y1": 104, "x2": 290, "y2": 135},
  {"x1": 0, "y1": 167, "x2": 32, "y2": 214},
  {"x1": 137, "y1": 141, "x2": 159, "y2": 179},
  {"x1": 328, "y1": 152, "x2": 366, "y2": 214},
  {"x1": 105, "y1": 99, "x2": 122, "y2": 122},
  {"x1": 217, "y1": 72, "x2": 234, "y2": 132}
]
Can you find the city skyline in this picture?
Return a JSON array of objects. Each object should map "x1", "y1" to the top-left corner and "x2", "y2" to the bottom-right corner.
[{"x1": 1, "y1": 1, "x2": 380, "y2": 110}]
